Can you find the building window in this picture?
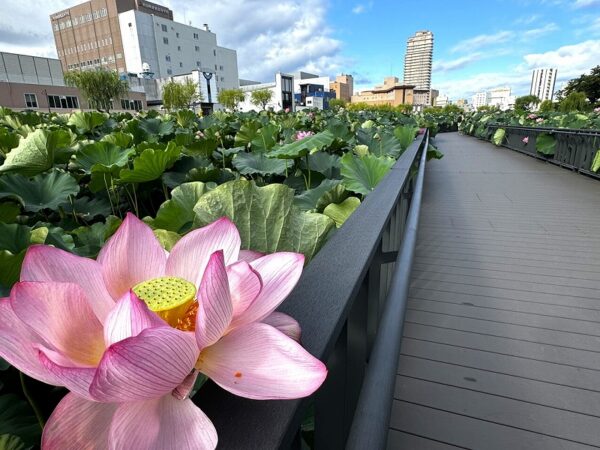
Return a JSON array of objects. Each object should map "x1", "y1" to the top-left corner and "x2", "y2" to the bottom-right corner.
[
  {"x1": 214, "y1": 64, "x2": 217, "y2": 70},
  {"x1": 120, "y1": 99, "x2": 143, "y2": 111},
  {"x1": 48, "y1": 95, "x2": 79, "y2": 109},
  {"x1": 196, "y1": 61, "x2": 201, "y2": 66},
  {"x1": 213, "y1": 49, "x2": 216, "y2": 56},
  {"x1": 24, "y1": 93, "x2": 38, "y2": 108},
  {"x1": 177, "y1": 46, "x2": 181, "y2": 51},
  {"x1": 163, "y1": 37, "x2": 169, "y2": 44},
  {"x1": 179, "y1": 62, "x2": 183, "y2": 67},
  {"x1": 219, "y1": 65, "x2": 223, "y2": 70},
  {"x1": 165, "y1": 55, "x2": 171, "y2": 62},
  {"x1": 195, "y1": 45, "x2": 199, "y2": 52},
  {"x1": 220, "y1": 76, "x2": 224, "y2": 82},
  {"x1": 161, "y1": 24, "x2": 168, "y2": 32},
  {"x1": 167, "y1": 69, "x2": 172, "y2": 75},
  {"x1": 176, "y1": 32, "x2": 180, "y2": 38},
  {"x1": 116, "y1": 53, "x2": 122, "y2": 59},
  {"x1": 193, "y1": 33, "x2": 199, "y2": 39}
]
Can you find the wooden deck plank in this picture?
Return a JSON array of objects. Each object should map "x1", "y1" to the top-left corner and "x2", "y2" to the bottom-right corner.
[{"x1": 388, "y1": 133, "x2": 600, "y2": 449}]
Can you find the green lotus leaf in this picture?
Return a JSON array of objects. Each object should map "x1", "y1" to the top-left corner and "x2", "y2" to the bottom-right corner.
[
  {"x1": 74, "y1": 142, "x2": 134, "y2": 173},
  {"x1": 67, "y1": 111, "x2": 108, "y2": 134},
  {"x1": 153, "y1": 229, "x2": 182, "y2": 251},
  {"x1": 492, "y1": 128, "x2": 506, "y2": 146},
  {"x1": 0, "y1": 394, "x2": 41, "y2": 448},
  {"x1": 120, "y1": 142, "x2": 181, "y2": 183},
  {"x1": 536, "y1": 133, "x2": 556, "y2": 155},
  {"x1": 323, "y1": 196, "x2": 361, "y2": 228},
  {"x1": 294, "y1": 179, "x2": 341, "y2": 211},
  {"x1": 340, "y1": 153, "x2": 395, "y2": 195},
  {"x1": 0, "y1": 170, "x2": 79, "y2": 212},
  {"x1": 193, "y1": 179, "x2": 334, "y2": 261},
  {"x1": 0, "y1": 202, "x2": 21, "y2": 223},
  {"x1": 268, "y1": 130, "x2": 335, "y2": 159},
  {"x1": 300, "y1": 152, "x2": 340, "y2": 178},
  {"x1": 232, "y1": 152, "x2": 290, "y2": 176},
  {"x1": 0, "y1": 434, "x2": 27, "y2": 450},
  {"x1": 70, "y1": 216, "x2": 121, "y2": 258},
  {"x1": 101, "y1": 131, "x2": 134, "y2": 148},
  {"x1": 393, "y1": 125, "x2": 419, "y2": 151},
  {"x1": 591, "y1": 150, "x2": 600, "y2": 173},
  {"x1": 138, "y1": 118, "x2": 175, "y2": 138},
  {"x1": 0, "y1": 128, "x2": 20, "y2": 155},
  {"x1": 426, "y1": 144, "x2": 444, "y2": 160},
  {"x1": 151, "y1": 182, "x2": 214, "y2": 233},
  {"x1": 315, "y1": 184, "x2": 350, "y2": 212},
  {"x1": 0, "y1": 129, "x2": 73, "y2": 176},
  {"x1": 60, "y1": 196, "x2": 112, "y2": 219}
]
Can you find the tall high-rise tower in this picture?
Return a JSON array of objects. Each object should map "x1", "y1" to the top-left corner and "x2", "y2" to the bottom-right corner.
[
  {"x1": 403, "y1": 30, "x2": 434, "y2": 105},
  {"x1": 530, "y1": 68, "x2": 557, "y2": 102}
]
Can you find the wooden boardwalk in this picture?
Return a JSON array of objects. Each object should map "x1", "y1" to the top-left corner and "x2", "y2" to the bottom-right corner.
[{"x1": 388, "y1": 133, "x2": 600, "y2": 449}]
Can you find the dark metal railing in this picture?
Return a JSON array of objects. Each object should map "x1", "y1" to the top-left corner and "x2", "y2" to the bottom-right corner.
[
  {"x1": 346, "y1": 130, "x2": 427, "y2": 450},
  {"x1": 487, "y1": 124, "x2": 600, "y2": 179},
  {"x1": 196, "y1": 130, "x2": 430, "y2": 449}
]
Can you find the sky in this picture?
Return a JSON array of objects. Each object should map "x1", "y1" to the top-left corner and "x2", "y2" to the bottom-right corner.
[{"x1": 1, "y1": 0, "x2": 599, "y2": 100}]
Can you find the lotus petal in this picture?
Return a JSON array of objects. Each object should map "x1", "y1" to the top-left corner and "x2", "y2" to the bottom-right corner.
[
  {"x1": 97, "y1": 213, "x2": 167, "y2": 299},
  {"x1": 166, "y1": 217, "x2": 240, "y2": 288},
  {"x1": 197, "y1": 323, "x2": 326, "y2": 400}
]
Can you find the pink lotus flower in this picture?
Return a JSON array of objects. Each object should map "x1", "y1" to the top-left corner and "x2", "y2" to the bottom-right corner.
[
  {"x1": 536, "y1": 118, "x2": 544, "y2": 124},
  {"x1": 295, "y1": 130, "x2": 314, "y2": 141},
  {"x1": 527, "y1": 113, "x2": 538, "y2": 120},
  {"x1": 284, "y1": 107, "x2": 290, "y2": 113},
  {"x1": 594, "y1": 106, "x2": 600, "y2": 113},
  {"x1": 0, "y1": 214, "x2": 327, "y2": 449},
  {"x1": 522, "y1": 136, "x2": 529, "y2": 144}
]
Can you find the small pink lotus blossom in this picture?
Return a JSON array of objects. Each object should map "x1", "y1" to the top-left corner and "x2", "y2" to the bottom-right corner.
[
  {"x1": 0, "y1": 214, "x2": 327, "y2": 450},
  {"x1": 195, "y1": 130, "x2": 205, "y2": 139},
  {"x1": 527, "y1": 113, "x2": 538, "y2": 120},
  {"x1": 536, "y1": 118, "x2": 544, "y2": 124},
  {"x1": 295, "y1": 130, "x2": 315, "y2": 141},
  {"x1": 284, "y1": 107, "x2": 290, "y2": 113},
  {"x1": 522, "y1": 136, "x2": 529, "y2": 144},
  {"x1": 594, "y1": 106, "x2": 600, "y2": 113}
]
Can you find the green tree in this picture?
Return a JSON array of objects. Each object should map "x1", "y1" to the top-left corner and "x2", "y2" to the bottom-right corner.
[
  {"x1": 514, "y1": 95, "x2": 541, "y2": 113},
  {"x1": 64, "y1": 69, "x2": 129, "y2": 113},
  {"x1": 559, "y1": 91, "x2": 591, "y2": 112},
  {"x1": 162, "y1": 79, "x2": 200, "y2": 111},
  {"x1": 557, "y1": 65, "x2": 600, "y2": 104},
  {"x1": 328, "y1": 98, "x2": 347, "y2": 109},
  {"x1": 217, "y1": 89, "x2": 246, "y2": 111},
  {"x1": 538, "y1": 99, "x2": 555, "y2": 113},
  {"x1": 250, "y1": 89, "x2": 274, "y2": 110}
]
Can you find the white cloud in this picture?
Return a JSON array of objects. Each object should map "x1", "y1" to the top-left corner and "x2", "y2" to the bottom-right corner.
[
  {"x1": 451, "y1": 31, "x2": 512, "y2": 53},
  {"x1": 0, "y1": 0, "x2": 75, "y2": 58},
  {"x1": 0, "y1": 0, "x2": 348, "y2": 83},
  {"x1": 352, "y1": 2, "x2": 373, "y2": 14},
  {"x1": 434, "y1": 54, "x2": 482, "y2": 73},
  {"x1": 573, "y1": 0, "x2": 600, "y2": 8},
  {"x1": 522, "y1": 22, "x2": 559, "y2": 38},
  {"x1": 435, "y1": 40, "x2": 600, "y2": 100},
  {"x1": 162, "y1": 0, "x2": 347, "y2": 82}
]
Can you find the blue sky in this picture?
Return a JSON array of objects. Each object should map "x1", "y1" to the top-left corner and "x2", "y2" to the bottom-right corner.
[
  {"x1": 326, "y1": 0, "x2": 600, "y2": 98},
  {"x1": 1, "y1": 0, "x2": 599, "y2": 100}
]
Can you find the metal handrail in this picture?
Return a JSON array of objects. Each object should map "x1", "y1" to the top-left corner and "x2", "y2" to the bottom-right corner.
[
  {"x1": 346, "y1": 131, "x2": 428, "y2": 450},
  {"x1": 196, "y1": 130, "x2": 430, "y2": 449}
]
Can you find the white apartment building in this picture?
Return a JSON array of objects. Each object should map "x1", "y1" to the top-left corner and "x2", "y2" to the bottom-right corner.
[
  {"x1": 471, "y1": 91, "x2": 490, "y2": 109},
  {"x1": 118, "y1": 11, "x2": 238, "y2": 94},
  {"x1": 238, "y1": 73, "x2": 295, "y2": 112},
  {"x1": 488, "y1": 87, "x2": 515, "y2": 110},
  {"x1": 434, "y1": 94, "x2": 449, "y2": 107},
  {"x1": 403, "y1": 30, "x2": 434, "y2": 105},
  {"x1": 530, "y1": 68, "x2": 557, "y2": 102}
]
